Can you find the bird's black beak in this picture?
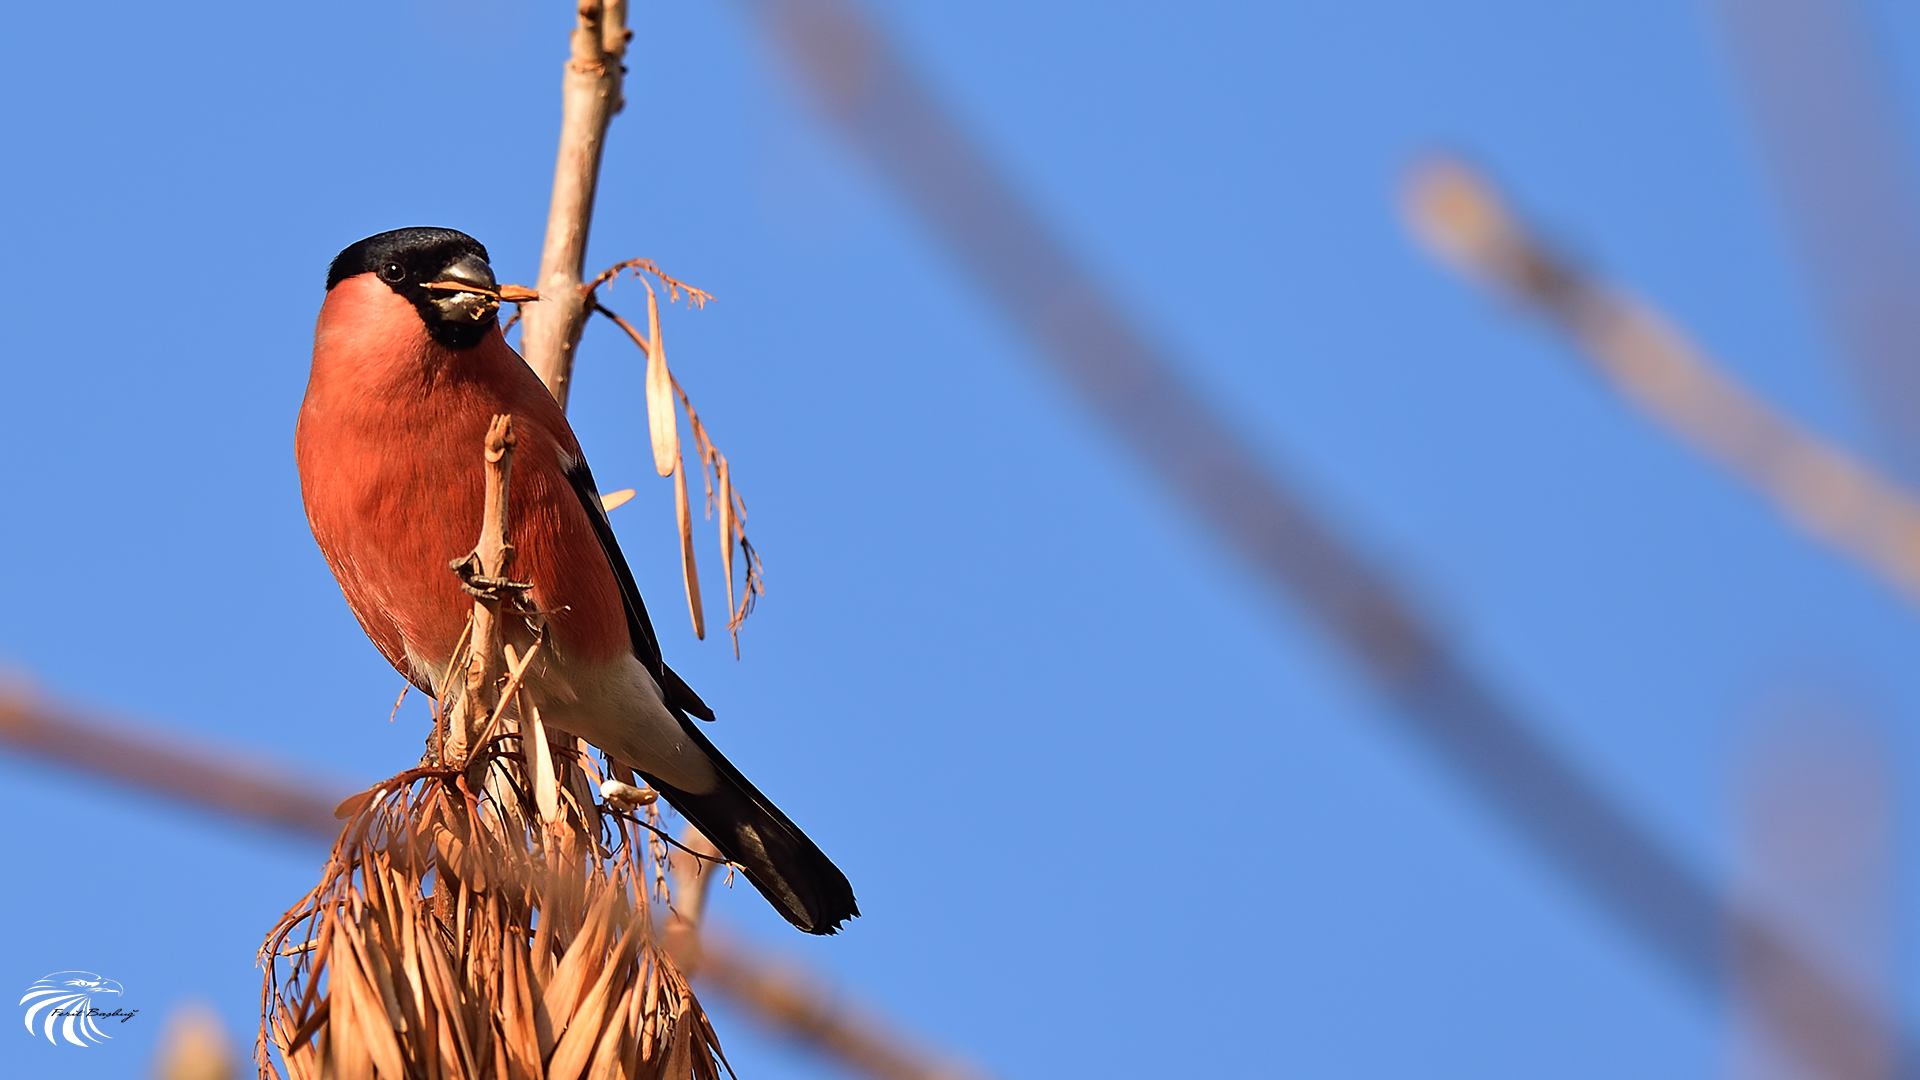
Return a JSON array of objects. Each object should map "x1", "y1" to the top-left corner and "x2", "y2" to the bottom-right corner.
[{"x1": 428, "y1": 253, "x2": 500, "y2": 326}]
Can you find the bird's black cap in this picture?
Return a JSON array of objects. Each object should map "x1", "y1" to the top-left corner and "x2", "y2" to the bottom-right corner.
[{"x1": 327, "y1": 228, "x2": 500, "y2": 350}]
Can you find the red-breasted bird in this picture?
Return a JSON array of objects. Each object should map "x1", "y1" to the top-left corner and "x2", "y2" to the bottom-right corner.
[{"x1": 296, "y1": 227, "x2": 858, "y2": 934}]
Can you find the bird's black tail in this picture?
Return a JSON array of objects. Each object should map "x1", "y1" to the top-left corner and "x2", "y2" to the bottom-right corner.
[{"x1": 639, "y1": 718, "x2": 859, "y2": 935}]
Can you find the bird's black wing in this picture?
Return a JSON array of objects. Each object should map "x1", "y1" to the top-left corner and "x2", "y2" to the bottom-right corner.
[
  {"x1": 563, "y1": 457, "x2": 715, "y2": 721},
  {"x1": 566, "y1": 457, "x2": 855, "y2": 933}
]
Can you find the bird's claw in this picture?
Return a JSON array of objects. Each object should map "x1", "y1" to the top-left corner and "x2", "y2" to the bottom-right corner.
[
  {"x1": 458, "y1": 574, "x2": 534, "y2": 602},
  {"x1": 448, "y1": 553, "x2": 532, "y2": 603}
]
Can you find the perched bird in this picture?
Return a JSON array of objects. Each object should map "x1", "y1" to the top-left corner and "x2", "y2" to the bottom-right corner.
[{"x1": 296, "y1": 227, "x2": 857, "y2": 934}]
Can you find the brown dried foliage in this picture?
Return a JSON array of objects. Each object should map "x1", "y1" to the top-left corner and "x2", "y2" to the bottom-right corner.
[
  {"x1": 256, "y1": 749, "x2": 726, "y2": 1080},
  {"x1": 584, "y1": 260, "x2": 765, "y2": 655}
]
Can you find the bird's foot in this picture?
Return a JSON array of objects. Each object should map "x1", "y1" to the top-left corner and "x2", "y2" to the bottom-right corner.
[{"x1": 448, "y1": 552, "x2": 533, "y2": 603}]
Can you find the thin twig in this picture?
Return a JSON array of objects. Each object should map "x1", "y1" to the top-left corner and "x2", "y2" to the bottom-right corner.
[
  {"x1": 606, "y1": 811, "x2": 736, "y2": 871},
  {"x1": 448, "y1": 415, "x2": 520, "y2": 763},
  {"x1": 586, "y1": 258, "x2": 714, "y2": 309},
  {"x1": 429, "y1": 613, "x2": 474, "y2": 765},
  {"x1": 471, "y1": 625, "x2": 548, "y2": 753},
  {"x1": 665, "y1": 827, "x2": 726, "y2": 939},
  {"x1": 591, "y1": 298, "x2": 654, "y2": 359}
]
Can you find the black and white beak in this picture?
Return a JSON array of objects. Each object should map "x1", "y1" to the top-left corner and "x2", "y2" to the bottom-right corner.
[{"x1": 430, "y1": 252, "x2": 499, "y2": 324}]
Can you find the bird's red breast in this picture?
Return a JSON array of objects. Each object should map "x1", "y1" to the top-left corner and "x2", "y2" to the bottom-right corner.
[{"x1": 296, "y1": 274, "x2": 630, "y2": 692}]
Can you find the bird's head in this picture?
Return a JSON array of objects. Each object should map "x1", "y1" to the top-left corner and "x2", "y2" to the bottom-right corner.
[{"x1": 327, "y1": 227, "x2": 499, "y2": 350}]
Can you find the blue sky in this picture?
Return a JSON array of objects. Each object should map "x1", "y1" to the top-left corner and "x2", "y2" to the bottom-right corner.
[{"x1": 5, "y1": 0, "x2": 1920, "y2": 1076}]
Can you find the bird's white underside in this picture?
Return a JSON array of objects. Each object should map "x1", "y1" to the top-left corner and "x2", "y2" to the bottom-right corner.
[{"x1": 404, "y1": 640, "x2": 718, "y2": 794}]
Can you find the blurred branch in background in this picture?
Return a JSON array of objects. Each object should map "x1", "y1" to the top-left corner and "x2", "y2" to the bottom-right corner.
[
  {"x1": 738, "y1": 2, "x2": 1910, "y2": 1075},
  {"x1": 0, "y1": 697, "x2": 991, "y2": 1080},
  {"x1": 152, "y1": 1002, "x2": 240, "y2": 1080},
  {"x1": 0, "y1": 685, "x2": 343, "y2": 838},
  {"x1": 1709, "y1": 0, "x2": 1920, "y2": 479},
  {"x1": 667, "y1": 830, "x2": 991, "y2": 1080},
  {"x1": 1729, "y1": 708, "x2": 1896, "y2": 1080},
  {"x1": 1405, "y1": 158, "x2": 1920, "y2": 602}
]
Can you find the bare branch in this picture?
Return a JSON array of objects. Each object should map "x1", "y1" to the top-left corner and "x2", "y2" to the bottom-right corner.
[{"x1": 521, "y1": 0, "x2": 632, "y2": 406}]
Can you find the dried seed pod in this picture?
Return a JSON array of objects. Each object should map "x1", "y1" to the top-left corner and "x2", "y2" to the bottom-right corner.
[
  {"x1": 527, "y1": 703, "x2": 561, "y2": 826},
  {"x1": 583, "y1": 258, "x2": 763, "y2": 648},
  {"x1": 717, "y1": 458, "x2": 736, "y2": 623},
  {"x1": 675, "y1": 461, "x2": 705, "y2": 640},
  {"x1": 646, "y1": 286, "x2": 679, "y2": 478}
]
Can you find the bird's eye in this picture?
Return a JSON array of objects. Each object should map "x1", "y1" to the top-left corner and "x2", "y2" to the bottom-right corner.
[{"x1": 380, "y1": 262, "x2": 406, "y2": 282}]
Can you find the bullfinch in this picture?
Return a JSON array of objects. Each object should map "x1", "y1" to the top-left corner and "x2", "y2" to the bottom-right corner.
[{"x1": 296, "y1": 227, "x2": 858, "y2": 934}]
